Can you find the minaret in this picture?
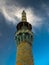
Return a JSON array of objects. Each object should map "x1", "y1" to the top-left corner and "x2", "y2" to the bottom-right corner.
[{"x1": 15, "y1": 10, "x2": 34, "y2": 65}]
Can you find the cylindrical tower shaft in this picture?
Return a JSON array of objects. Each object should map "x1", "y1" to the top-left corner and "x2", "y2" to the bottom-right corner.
[
  {"x1": 15, "y1": 10, "x2": 34, "y2": 65},
  {"x1": 16, "y1": 41, "x2": 33, "y2": 65}
]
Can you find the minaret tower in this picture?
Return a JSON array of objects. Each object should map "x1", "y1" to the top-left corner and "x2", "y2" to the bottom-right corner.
[{"x1": 15, "y1": 10, "x2": 34, "y2": 65}]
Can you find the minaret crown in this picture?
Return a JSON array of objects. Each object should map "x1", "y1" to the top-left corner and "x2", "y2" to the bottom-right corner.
[{"x1": 22, "y1": 10, "x2": 27, "y2": 22}]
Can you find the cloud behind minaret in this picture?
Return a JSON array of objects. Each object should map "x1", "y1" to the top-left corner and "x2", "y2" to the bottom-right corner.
[{"x1": 0, "y1": 0, "x2": 43, "y2": 29}]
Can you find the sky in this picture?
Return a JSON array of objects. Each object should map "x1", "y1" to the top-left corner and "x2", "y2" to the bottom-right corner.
[{"x1": 0, "y1": 0, "x2": 49, "y2": 65}]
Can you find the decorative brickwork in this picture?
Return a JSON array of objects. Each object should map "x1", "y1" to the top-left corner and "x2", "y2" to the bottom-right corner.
[{"x1": 16, "y1": 42, "x2": 34, "y2": 65}]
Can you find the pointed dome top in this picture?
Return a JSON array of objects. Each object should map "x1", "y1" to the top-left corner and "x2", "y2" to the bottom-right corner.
[
  {"x1": 22, "y1": 10, "x2": 27, "y2": 22},
  {"x1": 22, "y1": 10, "x2": 26, "y2": 14}
]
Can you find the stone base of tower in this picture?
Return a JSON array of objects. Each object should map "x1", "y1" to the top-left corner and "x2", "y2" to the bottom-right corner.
[{"x1": 16, "y1": 41, "x2": 34, "y2": 65}]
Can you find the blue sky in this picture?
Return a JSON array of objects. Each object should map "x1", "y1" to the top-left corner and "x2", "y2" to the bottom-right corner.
[{"x1": 0, "y1": 0, "x2": 49, "y2": 65}]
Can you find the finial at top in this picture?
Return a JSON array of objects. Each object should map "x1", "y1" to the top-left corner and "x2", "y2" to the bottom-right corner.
[{"x1": 22, "y1": 10, "x2": 27, "y2": 22}]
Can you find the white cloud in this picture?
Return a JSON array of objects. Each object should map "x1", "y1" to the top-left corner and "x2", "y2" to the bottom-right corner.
[
  {"x1": 0, "y1": 0, "x2": 44, "y2": 33},
  {"x1": 1, "y1": 6, "x2": 43, "y2": 27},
  {"x1": 2, "y1": 7, "x2": 17, "y2": 24}
]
